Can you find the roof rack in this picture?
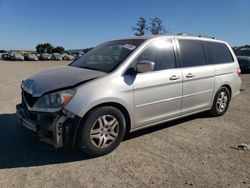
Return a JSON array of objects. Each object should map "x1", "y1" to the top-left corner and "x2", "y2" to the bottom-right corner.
[{"x1": 177, "y1": 33, "x2": 216, "y2": 39}]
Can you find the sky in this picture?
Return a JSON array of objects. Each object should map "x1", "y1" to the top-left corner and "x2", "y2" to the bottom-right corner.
[{"x1": 0, "y1": 0, "x2": 249, "y2": 50}]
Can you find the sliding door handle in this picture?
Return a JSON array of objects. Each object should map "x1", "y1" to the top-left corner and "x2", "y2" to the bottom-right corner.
[
  {"x1": 169, "y1": 75, "x2": 180, "y2": 80},
  {"x1": 186, "y1": 73, "x2": 194, "y2": 78}
]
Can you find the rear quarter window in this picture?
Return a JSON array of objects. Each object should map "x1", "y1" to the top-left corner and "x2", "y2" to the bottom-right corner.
[
  {"x1": 204, "y1": 41, "x2": 234, "y2": 64},
  {"x1": 178, "y1": 39, "x2": 207, "y2": 67}
]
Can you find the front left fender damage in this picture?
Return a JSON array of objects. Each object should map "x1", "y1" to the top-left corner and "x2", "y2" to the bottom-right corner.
[{"x1": 16, "y1": 103, "x2": 81, "y2": 148}]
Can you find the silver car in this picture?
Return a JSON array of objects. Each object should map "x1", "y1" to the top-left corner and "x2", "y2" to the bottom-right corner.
[{"x1": 16, "y1": 34, "x2": 242, "y2": 156}]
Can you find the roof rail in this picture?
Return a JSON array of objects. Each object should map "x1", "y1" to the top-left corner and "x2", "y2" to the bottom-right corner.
[{"x1": 177, "y1": 33, "x2": 216, "y2": 39}]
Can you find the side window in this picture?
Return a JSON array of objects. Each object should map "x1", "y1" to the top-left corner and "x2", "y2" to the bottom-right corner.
[
  {"x1": 178, "y1": 39, "x2": 207, "y2": 67},
  {"x1": 135, "y1": 39, "x2": 176, "y2": 71},
  {"x1": 204, "y1": 41, "x2": 234, "y2": 64}
]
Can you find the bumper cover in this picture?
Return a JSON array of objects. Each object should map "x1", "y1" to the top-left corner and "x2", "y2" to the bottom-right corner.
[
  {"x1": 16, "y1": 104, "x2": 38, "y2": 132},
  {"x1": 16, "y1": 104, "x2": 79, "y2": 148}
]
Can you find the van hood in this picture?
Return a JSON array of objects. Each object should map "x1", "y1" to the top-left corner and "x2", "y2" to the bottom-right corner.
[{"x1": 22, "y1": 66, "x2": 107, "y2": 97}]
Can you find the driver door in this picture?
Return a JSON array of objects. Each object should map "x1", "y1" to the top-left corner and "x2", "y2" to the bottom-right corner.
[{"x1": 133, "y1": 39, "x2": 183, "y2": 128}]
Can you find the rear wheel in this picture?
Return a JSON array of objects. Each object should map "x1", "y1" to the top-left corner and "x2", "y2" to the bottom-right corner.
[
  {"x1": 78, "y1": 106, "x2": 126, "y2": 157},
  {"x1": 209, "y1": 87, "x2": 230, "y2": 116}
]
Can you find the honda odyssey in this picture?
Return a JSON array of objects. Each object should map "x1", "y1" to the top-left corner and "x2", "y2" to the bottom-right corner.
[{"x1": 16, "y1": 34, "x2": 242, "y2": 156}]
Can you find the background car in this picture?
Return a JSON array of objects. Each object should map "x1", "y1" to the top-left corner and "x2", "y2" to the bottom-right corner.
[{"x1": 234, "y1": 46, "x2": 250, "y2": 73}]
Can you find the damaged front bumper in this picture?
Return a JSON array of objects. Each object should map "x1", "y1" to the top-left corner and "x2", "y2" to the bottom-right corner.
[{"x1": 16, "y1": 103, "x2": 80, "y2": 148}]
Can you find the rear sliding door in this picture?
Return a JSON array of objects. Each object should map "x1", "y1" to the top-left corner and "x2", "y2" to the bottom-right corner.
[{"x1": 177, "y1": 39, "x2": 215, "y2": 114}]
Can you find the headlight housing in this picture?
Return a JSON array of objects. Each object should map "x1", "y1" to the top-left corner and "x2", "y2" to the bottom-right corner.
[{"x1": 32, "y1": 89, "x2": 76, "y2": 112}]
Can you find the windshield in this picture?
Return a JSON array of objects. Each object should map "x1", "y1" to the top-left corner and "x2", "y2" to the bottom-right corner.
[
  {"x1": 70, "y1": 39, "x2": 145, "y2": 73},
  {"x1": 235, "y1": 48, "x2": 250, "y2": 56}
]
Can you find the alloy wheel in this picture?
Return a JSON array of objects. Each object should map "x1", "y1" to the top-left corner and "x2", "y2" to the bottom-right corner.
[
  {"x1": 216, "y1": 91, "x2": 228, "y2": 113},
  {"x1": 90, "y1": 115, "x2": 119, "y2": 149}
]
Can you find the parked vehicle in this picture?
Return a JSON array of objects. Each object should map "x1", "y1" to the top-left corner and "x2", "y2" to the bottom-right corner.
[
  {"x1": 16, "y1": 34, "x2": 241, "y2": 156},
  {"x1": 235, "y1": 47, "x2": 250, "y2": 73}
]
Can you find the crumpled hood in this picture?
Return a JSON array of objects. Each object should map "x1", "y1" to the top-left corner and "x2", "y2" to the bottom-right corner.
[{"x1": 22, "y1": 66, "x2": 107, "y2": 97}]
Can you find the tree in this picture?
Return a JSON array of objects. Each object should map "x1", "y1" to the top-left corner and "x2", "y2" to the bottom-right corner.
[
  {"x1": 36, "y1": 43, "x2": 54, "y2": 53},
  {"x1": 53, "y1": 46, "x2": 65, "y2": 54},
  {"x1": 149, "y1": 17, "x2": 166, "y2": 35},
  {"x1": 132, "y1": 17, "x2": 147, "y2": 36},
  {"x1": 0, "y1": 50, "x2": 7, "y2": 53}
]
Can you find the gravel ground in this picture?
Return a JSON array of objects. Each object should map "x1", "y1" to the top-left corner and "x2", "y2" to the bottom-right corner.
[{"x1": 0, "y1": 60, "x2": 249, "y2": 188}]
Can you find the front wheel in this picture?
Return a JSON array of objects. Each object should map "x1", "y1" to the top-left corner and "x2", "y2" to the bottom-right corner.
[
  {"x1": 78, "y1": 106, "x2": 126, "y2": 157},
  {"x1": 209, "y1": 87, "x2": 230, "y2": 116}
]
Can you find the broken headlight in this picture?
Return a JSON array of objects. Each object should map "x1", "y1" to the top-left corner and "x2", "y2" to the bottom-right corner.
[{"x1": 32, "y1": 89, "x2": 76, "y2": 112}]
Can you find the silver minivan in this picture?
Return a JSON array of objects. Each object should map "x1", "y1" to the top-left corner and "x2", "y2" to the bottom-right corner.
[{"x1": 16, "y1": 34, "x2": 242, "y2": 156}]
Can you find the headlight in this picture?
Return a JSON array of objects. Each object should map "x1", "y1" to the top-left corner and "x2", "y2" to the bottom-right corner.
[{"x1": 32, "y1": 89, "x2": 76, "y2": 112}]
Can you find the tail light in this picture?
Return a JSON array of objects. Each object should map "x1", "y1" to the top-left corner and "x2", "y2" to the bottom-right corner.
[{"x1": 237, "y1": 68, "x2": 241, "y2": 77}]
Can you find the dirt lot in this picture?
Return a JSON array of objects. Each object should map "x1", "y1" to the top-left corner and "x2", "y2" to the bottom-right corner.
[{"x1": 0, "y1": 60, "x2": 249, "y2": 188}]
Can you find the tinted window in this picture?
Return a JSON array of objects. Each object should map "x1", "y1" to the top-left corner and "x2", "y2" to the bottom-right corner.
[
  {"x1": 179, "y1": 39, "x2": 206, "y2": 67},
  {"x1": 204, "y1": 41, "x2": 234, "y2": 64},
  {"x1": 70, "y1": 39, "x2": 145, "y2": 73},
  {"x1": 134, "y1": 39, "x2": 176, "y2": 71}
]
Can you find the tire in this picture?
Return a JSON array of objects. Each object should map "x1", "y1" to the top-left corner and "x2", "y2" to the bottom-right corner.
[
  {"x1": 78, "y1": 106, "x2": 126, "y2": 157},
  {"x1": 209, "y1": 87, "x2": 230, "y2": 117}
]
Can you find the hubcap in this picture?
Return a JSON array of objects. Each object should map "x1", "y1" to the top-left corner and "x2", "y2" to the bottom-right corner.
[
  {"x1": 216, "y1": 91, "x2": 228, "y2": 113},
  {"x1": 90, "y1": 115, "x2": 119, "y2": 149}
]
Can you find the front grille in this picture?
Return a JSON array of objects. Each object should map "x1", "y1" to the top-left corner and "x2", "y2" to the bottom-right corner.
[{"x1": 22, "y1": 90, "x2": 38, "y2": 107}]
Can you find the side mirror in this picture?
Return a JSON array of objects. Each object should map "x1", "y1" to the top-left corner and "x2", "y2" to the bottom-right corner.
[{"x1": 136, "y1": 60, "x2": 155, "y2": 73}]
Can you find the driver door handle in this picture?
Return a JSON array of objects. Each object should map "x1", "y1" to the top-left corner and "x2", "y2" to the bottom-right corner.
[
  {"x1": 169, "y1": 75, "x2": 180, "y2": 80},
  {"x1": 186, "y1": 73, "x2": 194, "y2": 78}
]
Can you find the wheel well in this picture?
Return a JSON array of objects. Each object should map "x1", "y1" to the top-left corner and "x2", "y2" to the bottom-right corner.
[
  {"x1": 73, "y1": 102, "x2": 131, "y2": 147},
  {"x1": 221, "y1": 84, "x2": 232, "y2": 99}
]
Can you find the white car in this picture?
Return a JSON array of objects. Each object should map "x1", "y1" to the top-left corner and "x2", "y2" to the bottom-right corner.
[{"x1": 17, "y1": 34, "x2": 241, "y2": 156}]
